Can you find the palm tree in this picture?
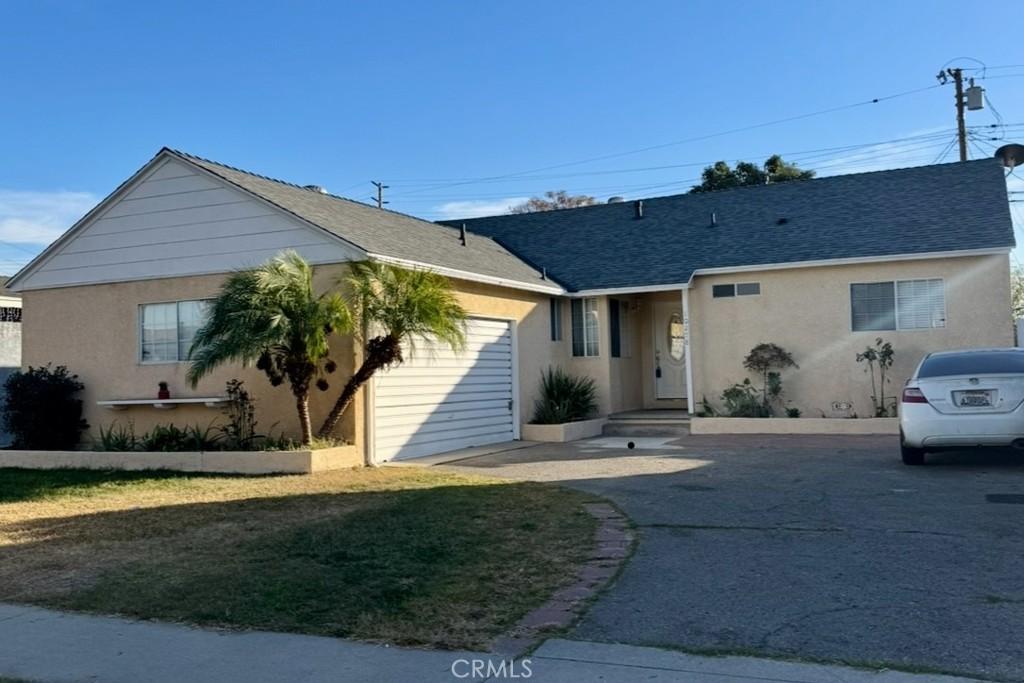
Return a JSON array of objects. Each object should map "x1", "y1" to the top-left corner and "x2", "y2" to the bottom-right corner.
[
  {"x1": 187, "y1": 251, "x2": 351, "y2": 445},
  {"x1": 317, "y1": 260, "x2": 466, "y2": 438}
]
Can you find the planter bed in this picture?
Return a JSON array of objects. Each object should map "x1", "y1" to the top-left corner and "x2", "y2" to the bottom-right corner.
[
  {"x1": 0, "y1": 445, "x2": 362, "y2": 474},
  {"x1": 521, "y1": 417, "x2": 607, "y2": 443},
  {"x1": 691, "y1": 417, "x2": 898, "y2": 436}
]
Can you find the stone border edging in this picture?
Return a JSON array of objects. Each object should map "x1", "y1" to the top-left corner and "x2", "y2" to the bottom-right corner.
[
  {"x1": 491, "y1": 502, "x2": 634, "y2": 656},
  {"x1": 691, "y1": 417, "x2": 899, "y2": 435}
]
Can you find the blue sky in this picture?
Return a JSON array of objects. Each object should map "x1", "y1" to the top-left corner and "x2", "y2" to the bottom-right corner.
[{"x1": 1, "y1": 1, "x2": 1023, "y2": 274}]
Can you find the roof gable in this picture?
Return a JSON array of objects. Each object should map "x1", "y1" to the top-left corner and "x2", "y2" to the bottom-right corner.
[
  {"x1": 9, "y1": 154, "x2": 362, "y2": 291},
  {"x1": 450, "y1": 159, "x2": 1015, "y2": 292}
]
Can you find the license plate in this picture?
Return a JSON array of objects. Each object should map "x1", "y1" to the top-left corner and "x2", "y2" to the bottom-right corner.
[{"x1": 956, "y1": 390, "x2": 992, "y2": 407}]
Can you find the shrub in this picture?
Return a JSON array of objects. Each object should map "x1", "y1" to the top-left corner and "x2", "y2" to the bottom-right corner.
[
  {"x1": 530, "y1": 367, "x2": 597, "y2": 424},
  {"x1": 743, "y1": 343, "x2": 798, "y2": 416},
  {"x1": 3, "y1": 364, "x2": 88, "y2": 449},
  {"x1": 97, "y1": 421, "x2": 138, "y2": 451},
  {"x1": 219, "y1": 380, "x2": 262, "y2": 449},
  {"x1": 856, "y1": 338, "x2": 896, "y2": 417},
  {"x1": 721, "y1": 379, "x2": 770, "y2": 417},
  {"x1": 138, "y1": 423, "x2": 222, "y2": 452}
]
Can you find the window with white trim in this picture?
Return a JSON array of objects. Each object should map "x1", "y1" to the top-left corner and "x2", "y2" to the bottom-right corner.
[
  {"x1": 850, "y1": 279, "x2": 945, "y2": 331},
  {"x1": 571, "y1": 298, "x2": 599, "y2": 357},
  {"x1": 140, "y1": 299, "x2": 211, "y2": 363}
]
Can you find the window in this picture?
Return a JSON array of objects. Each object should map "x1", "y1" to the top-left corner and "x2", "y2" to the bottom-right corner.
[
  {"x1": 713, "y1": 282, "x2": 760, "y2": 298},
  {"x1": 571, "y1": 298, "x2": 599, "y2": 357},
  {"x1": 140, "y1": 299, "x2": 211, "y2": 363},
  {"x1": 918, "y1": 350, "x2": 1024, "y2": 378},
  {"x1": 549, "y1": 298, "x2": 563, "y2": 341},
  {"x1": 850, "y1": 279, "x2": 945, "y2": 332},
  {"x1": 609, "y1": 299, "x2": 632, "y2": 359}
]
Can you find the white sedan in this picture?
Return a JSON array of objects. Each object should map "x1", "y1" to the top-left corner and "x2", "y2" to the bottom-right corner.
[{"x1": 900, "y1": 348, "x2": 1024, "y2": 465}]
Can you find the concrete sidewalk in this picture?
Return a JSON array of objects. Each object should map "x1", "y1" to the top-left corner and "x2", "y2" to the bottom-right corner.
[{"x1": 0, "y1": 604, "x2": 982, "y2": 682}]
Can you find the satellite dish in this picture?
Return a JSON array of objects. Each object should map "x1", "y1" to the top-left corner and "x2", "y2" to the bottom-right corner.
[{"x1": 994, "y1": 144, "x2": 1024, "y2": 169}]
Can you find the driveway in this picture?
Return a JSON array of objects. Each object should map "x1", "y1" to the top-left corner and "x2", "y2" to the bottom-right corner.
[{"x1": 440, "y1": 434, "x2": 1024, "y2": 681}]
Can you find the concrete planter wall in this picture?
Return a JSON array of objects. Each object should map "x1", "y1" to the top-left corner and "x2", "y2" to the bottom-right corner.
[
  {"x1": 0, "y1": 445, "x2": 362, "y2": 474},
  {"x1": 521, "y1": 418, "x2": 607, "y2": 443},
  {"x1": 691, "y1": 417, "x2": 899, "y2": 435}
]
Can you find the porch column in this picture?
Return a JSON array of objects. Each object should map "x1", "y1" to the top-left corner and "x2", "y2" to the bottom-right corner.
[{"x1": 681, "y1": 287, "x2": 695, "y2": 415}]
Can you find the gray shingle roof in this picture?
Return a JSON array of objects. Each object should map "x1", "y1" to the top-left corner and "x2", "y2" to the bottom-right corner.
[
  {"x1": 445, "y1": 159, "x2": 1015, "y2": 292},
  {"x1": 166, "y1": 149, "x2": 553, "y2": 291}
]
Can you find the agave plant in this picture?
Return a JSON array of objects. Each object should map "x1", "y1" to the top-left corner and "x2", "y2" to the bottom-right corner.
[{"x1": 530, "y1": 367, "x2": 597, "y2": 424}]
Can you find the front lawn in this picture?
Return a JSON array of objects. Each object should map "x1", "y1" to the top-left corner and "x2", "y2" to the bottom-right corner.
[{"x1": 0, "y1": 467, "x2": 597, "y2": 649}]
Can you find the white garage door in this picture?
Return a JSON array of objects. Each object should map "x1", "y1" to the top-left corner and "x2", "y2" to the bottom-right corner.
[{"x1": 373, "y1": 317, "x2": 516, "y2": 461}]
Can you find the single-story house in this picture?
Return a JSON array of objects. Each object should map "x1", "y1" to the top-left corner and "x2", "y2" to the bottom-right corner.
[{"x1": 7, "y1": 149, "x2": 1015, "y2": 462}]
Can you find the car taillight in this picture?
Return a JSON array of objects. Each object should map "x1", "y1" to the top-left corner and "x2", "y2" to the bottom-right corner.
[{"x1": 902, "y1": 387, "x2": 928, "y2": 404}]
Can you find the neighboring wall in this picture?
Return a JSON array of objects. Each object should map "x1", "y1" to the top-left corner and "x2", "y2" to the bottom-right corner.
[
  {"x1": 688, "y1": 254, "x2": 1013, "y2": 418},
  {"x1": 21, "y1": 270, "x2": 565, "y2": 455}
]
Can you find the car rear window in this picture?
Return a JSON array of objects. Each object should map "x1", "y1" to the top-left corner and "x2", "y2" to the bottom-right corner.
[{"x1": 918, "y1": 352, "x2": 1024, "y2": 378}]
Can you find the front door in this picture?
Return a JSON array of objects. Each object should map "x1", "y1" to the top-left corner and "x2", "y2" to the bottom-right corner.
[{"x1": 654, "y1": 301, "x2": 687, "y2": 399}]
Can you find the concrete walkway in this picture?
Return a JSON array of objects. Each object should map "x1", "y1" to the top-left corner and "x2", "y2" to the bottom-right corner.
[{"x1": 0, "y1": 604, "x2": 982, "y2": 682}]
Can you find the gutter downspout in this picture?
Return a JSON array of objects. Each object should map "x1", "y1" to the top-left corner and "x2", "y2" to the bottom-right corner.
[{"x1": 681, "y1": 287, "x2": 695, "y2": 415}]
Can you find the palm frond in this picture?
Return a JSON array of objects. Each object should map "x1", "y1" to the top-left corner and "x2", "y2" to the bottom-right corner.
[{"x1": 343, "y1": 260, "x2": 467, "y2": 353}]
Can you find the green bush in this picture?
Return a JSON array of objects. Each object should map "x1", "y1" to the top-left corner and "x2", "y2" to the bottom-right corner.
[
  {"x1": 3, "y1": 364, "x2": 89, "y2": 449},
  {"x1": 721, "y1": 379, "x2": 770, "y2": 417},
  {"x1": 530, "y1": 367, "x2": 597, "y2": 424},
  {"x1": 96, "y1": 421, "x2": 223, "y2": 452},
  {"x1": 97, "y1": 422, "x2": 138, "y2": 451}
]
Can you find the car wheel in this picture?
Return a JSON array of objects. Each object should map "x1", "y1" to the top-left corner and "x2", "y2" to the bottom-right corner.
[{"x1": 901, "y1": 443, "x2": 926, "y2": 466}]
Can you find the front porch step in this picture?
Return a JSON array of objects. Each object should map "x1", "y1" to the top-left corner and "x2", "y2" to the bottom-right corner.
[{"x1": 602, "y1": 411, "x2": 691, "y2": 437}]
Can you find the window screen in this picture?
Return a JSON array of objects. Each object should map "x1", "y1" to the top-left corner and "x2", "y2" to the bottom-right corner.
[
  {"x1": 571, "y1": 298, "x2": 600, "y2": 357},
  {"x1": 851, "y1": 282, "x2": 896, "y2": 331},
  {"x1": 896, "y1": 279, "x2": 945, "y2": 329},
  {"x1": 140, "y1": 300, "x2": 210, "y2": 363},
  {"x1": 736, "y1": 282, "x2": 760, "y2": 296}
]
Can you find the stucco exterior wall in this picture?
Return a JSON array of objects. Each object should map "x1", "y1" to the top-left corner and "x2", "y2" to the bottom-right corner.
[
  {"x1": 688, "y1": 254, "x2": 1013, "y2": 418},
  {"x1": 21, "y1": 268, "x2": 565, "y2": 456}
]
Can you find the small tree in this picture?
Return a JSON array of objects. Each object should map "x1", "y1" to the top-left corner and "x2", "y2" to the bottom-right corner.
[
  {"x1": 856, "y1": 338, "x2": 895, "y2": 417},
  {"x1": 187, "y1": 251, "x2": 351, "y2": 445},
  {"x1": 317, "y1": 261, "x2": 467, "y2": 438},
  {"x1": 743, "y1": 343, "x2": 798, "y2": 415},
  {"x1": 3, "y1": 364, "x2": 89, "y2": 449}
]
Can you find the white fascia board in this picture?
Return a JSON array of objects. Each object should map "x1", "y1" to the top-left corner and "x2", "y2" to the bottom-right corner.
[
  {"x1": 684, "y1": 247, "x2": 1011, "y2": 284},
  {"x1": 569, "y1": 283, "x2": 690, "y2": 297},
  {"x1": 367, "y1": 253, "x2": 565, "y2": 295},
  {"x1": 567, "y1": 248, "x2": 1011, "y2": 297}
]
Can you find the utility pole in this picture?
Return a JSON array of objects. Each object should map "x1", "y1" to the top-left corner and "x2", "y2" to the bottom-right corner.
[
  {"x1": 371, "y1": 181, "x2": 389, "y2": 209},
  {"x1": 937, "y1": 68, "x2": 968, "y2": 162}
]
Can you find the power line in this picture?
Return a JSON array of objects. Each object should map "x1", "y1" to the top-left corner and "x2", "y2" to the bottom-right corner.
[{"x1": 388, "y1": 82, "x2": 944, "y2": 199}]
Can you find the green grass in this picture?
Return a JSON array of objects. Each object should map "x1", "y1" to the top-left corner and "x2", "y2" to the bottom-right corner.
[
  {"x1": 0, "y1": 467, "x2": 598, "y2": 649},
  {"x1": 0, "y1": 467, "x2": 230, "y2": 503}
]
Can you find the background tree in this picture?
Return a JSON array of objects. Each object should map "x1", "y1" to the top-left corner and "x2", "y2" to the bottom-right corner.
[
  {"x1": 510, "y1": 190, "x2": 597, "y2": 213},
  {"x1": 689, "y1": 155, "x2": 814, "y2": 193},
  {"x1": 187, "y1": 251, "x2": 350, "y2": 445},
  {"x1": 318, "y1": 261, "x2": 467, "y2": 438},
  {"x1": 1011, "y1": 266, "x2": 1024, "y2": 321}
]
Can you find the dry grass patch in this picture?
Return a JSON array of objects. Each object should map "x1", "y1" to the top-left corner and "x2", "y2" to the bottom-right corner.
[{"x1": 0, "y1": 467, "x2": 597, "y2": 649}]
